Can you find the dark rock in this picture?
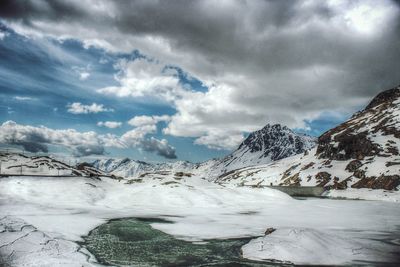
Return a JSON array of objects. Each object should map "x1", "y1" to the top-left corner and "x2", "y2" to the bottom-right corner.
[
  {"x1": 351, "y1": 175, "x2": 400, "y2": 190},
  {"x1": 331, "y1": 177, "x2": 349, "y2": 190},
  {"x1": 76, "y1": 162, "x2": 93, "y2": 170},
  {"x1": 264, "y1": 227, "x2": 276, "y2": 235},
  {"x1": 353, "y1": 169, "x2": 366, "y2": 179},
  {"x1": 386, "y1": 161, "x2": 400, "y2": 167},
  {"x1": 300, "y1": 162, "x2": 315, "y2": 171},
  {"x1": 280, "y1": 173, "x2": 301, "y2": 186},
  {"x1": 345, "y1": 160, "x2": 363, "y2": 172},
  {"x1": 315, "y1": 172, "x2": 331, "y2": 187},
  {"x1": 365, "y1": 87, "x2": 400, "y2": 110}
]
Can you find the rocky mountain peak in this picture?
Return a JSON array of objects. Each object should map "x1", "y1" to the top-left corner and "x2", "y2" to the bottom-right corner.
[
  {"x1": 365, "y1": 86, "x2": 400, "y2": 110},
  {"x1": 238, "y1": 123, "x2": 316, "y2": 161}
]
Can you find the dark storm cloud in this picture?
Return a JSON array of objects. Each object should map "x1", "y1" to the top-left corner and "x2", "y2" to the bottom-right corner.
[
  {"x1": 0, "y1": 0, "x2": 85, "y2": 20},
  {"x1": 12, "y1": 141, "x2": 49, "y2": 153},
  {"x1": 140, "y1": 137, "x2": 177, "y2": 159},
  {"x1": 1, "y1": 0, "x2": 399, "y2": 98},
  {"x1": 73, "y1": 145, "x2": 105, "y2": 157}
]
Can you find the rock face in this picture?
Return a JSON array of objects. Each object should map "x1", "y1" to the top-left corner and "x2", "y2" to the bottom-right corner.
[
  {"x1": 314, "y1": 86, "x2": 400, "y2": 189},
  {"x1": 240, "y1": 124, "x2": 315, "y2": 161},
  {"x1": 316, "y1": 87, "x2": 400, "y2": 161},
  {"x1": 214, "y1": 85, "x2": 400, "y2": 191}
]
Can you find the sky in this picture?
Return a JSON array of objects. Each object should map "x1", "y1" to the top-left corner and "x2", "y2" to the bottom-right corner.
[{"x1": 0, "y1": 0, "x2": 399, "y2": 163}]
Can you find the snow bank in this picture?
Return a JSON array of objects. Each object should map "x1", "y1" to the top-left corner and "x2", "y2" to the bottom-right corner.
[
  {"x1": 324, "y1": 188, "x2": 400, "y2": 202},
  {"x1": 0, "y1": 216, "x2": 96, "y2": 267},
  {"x1": 242, "y1": 227, "x2": 399, "y2": 265}
]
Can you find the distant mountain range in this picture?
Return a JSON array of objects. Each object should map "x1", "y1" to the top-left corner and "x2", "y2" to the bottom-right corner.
[{"x1": 92, "y1": 124, "x2": 316, "y2": 179}]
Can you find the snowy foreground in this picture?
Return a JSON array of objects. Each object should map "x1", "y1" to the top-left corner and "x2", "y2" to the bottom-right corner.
[{"x1": 1, "y1": 175, "x2": 400, "y2": 266}]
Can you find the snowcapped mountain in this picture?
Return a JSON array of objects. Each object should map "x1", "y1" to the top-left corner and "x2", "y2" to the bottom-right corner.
[
  {"x1": 92, "y1": 157, "x2": 196, "y2": 178},
  {"x1": 205, "y1": 124, "x2": 316, "y2": 177},
  {"x1": 216, "y1": 85, "x2": 400, "y2": 190}
]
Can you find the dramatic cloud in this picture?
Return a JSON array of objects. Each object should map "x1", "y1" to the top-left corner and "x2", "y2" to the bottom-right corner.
[
  {"x1": 1, "y1": 0, "x2": 399, "y2": 151},
  {"x1": 97, "y1": 121, "x2": 122, "y2": 129},
  {"x1": 140, "y1": 137, "x2": 177, "y2": 159},
  {"x1": 121, "y1": 126, "x2": 176, "y2": 159},
  {"x1": 67, "y1": 102, "x2": 113, "y2": 114},
  {"x1": 0, "y1": 121, "x2": 176, "y2": 159},
  {"x1": 122, "y1": 116, "x2": 177, "y2": 159},
  {"x1": 0, "y1": 120, "x2": 120, "y2": 156}
]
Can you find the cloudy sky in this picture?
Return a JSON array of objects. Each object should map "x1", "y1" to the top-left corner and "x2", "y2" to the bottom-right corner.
[{"x1": 0, "y1": 0, "x2": 399, "y2": 162}]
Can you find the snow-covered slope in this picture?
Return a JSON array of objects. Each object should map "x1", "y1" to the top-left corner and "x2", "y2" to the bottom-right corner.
[
  {"x1": 216, "y1": 86, "x2": 400, "y2": 191},
  {"x1": 0, "y1": 152, "x2": 109, "y2": 177}
]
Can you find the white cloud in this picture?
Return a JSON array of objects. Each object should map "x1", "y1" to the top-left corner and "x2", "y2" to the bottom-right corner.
[
  {"x1": 72, "y1": 66, "x2": 91, "y2": 80},
  {"x1": 97, "y1": 121, "x2": 122, "y2": 129},
  {"x1": 13, "y1": 96, "x2": 35, "y2": 101},
  {"x1": 0, "y1": 121, "x2": 176, "y2": 159},
  {"x1": 127, "y1": 115, "x2": 171, "y2": 127},
  {"x1": 98, "y1": 58, "x2": 185, "y2": 103},
  {"x1": 67, "y1": 102, "x2": 114, "y2": 114},
  {"x1": 120, "y1": 126, "x2": 176, "y2": 159},
  {"x1": 121, "y1": 115, "x2": 177, "y2": 158},
  {"x1": 0, "y1": 30, "x2": 8, "y2": 40},
  {"x1": 329, "y1": 0, "x2": 398, "y2": 36},
  {"x1": 0, "y1": 120, "x2": 122, "y2": 156},
  {"x1": 194, "y1": 132, "x2": 244, "y2": 151},
  {"x1": 79, "y1": 71, "x2": 90, "y2": 80},
  {"x1": 121, "y1": 125, "x2": 157, "y2": 146}
]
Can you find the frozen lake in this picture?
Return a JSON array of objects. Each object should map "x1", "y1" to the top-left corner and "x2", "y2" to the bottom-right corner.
[
  {"x1": 0, "y1": 176, "x2": 399, "y2": 266},
  {"x1": 83, "y1": 216, "x2": 400, "y2": 266}
]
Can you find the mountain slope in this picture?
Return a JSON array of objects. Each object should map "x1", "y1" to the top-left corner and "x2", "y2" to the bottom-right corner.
[
  {"x1": 216, "y1": 85, "x2": 400, "y2": 190},
  {"x1": 204, "y1": 124, "x2": 316, "y2": 178}
]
